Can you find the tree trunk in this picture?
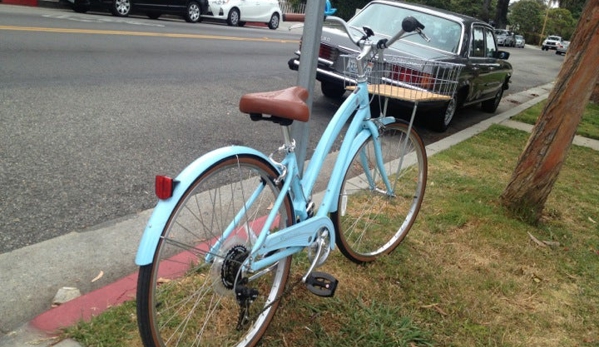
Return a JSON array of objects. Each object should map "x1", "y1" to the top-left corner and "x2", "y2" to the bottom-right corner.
[
  {"x1": 494, "y1": 0, "x2": 510, "y2": 28},
  {"x1": 481, "y1": 0, "x2": 492, "y2": 23},
  {"x1": 500, "y1": 0, "x2": 599, "y2": 223},
  {"x1": 591, "y1": 80, "x2": 599, "y2": 103}
]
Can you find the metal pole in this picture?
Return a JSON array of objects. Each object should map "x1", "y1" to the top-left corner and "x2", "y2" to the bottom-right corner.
[{"x1": 290, "y1": 0, "x2": 326, "y2": 175}]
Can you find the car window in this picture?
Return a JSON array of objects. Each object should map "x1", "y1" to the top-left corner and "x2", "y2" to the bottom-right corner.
[
  {"x1": 484, "y1": 27, "x2": 497, "y2": 57},
  {"x1": 348, "y1": 3, "x2": 462, "y2": 54},
  {"x1": 471, "y1": 26, "x2": 485, "y2": 57}
]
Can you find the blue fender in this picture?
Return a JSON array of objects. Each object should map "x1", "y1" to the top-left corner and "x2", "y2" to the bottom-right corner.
[{"x1": 135, "y1": 146, "x2": 278, "y2": 266}]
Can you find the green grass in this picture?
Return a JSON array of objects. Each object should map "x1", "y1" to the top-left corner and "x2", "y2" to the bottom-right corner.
[
  {"x1": 62, "y1": 106, "x2": 599, "y2": 346},
  {"x1": 512, "y1": 99, "x2": 599, "y2": 140}
]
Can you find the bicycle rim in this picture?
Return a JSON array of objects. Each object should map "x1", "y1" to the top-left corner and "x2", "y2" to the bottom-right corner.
[
  {"x1": 333, "y1": 121, "x2": 427, "y2": 263},
  {"x1": 137, "y1": 155, "x2": 293, "y2": 347}
]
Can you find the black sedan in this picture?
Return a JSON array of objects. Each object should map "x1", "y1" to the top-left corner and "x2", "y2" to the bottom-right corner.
[
  {"x1": 288, "y1": 0, "x2": 513, "y2": 132},
  {"x1": 67, "y1": 0, "x2": 207, "y2": 22}
]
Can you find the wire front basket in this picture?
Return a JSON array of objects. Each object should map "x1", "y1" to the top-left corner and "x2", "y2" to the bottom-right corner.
[{"x1": 343, "y1": 54, "x2": 464, "y2": 102}]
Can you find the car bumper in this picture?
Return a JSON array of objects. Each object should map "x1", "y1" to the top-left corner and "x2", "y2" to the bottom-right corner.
[
  {"x1": 206, "y1": 2, "x2": 231, "y2": 18},
  {"x1": 288, "y1": 56, "x2": 357, "y2": 87}
]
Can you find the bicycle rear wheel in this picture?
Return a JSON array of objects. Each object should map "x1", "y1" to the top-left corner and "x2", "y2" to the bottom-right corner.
[
  {"x1": 137, "y1": 154, "x2": 293, "y2": 347},
  {"x1": 332, "y1": 121, "x2": 427, "y2": 263}
]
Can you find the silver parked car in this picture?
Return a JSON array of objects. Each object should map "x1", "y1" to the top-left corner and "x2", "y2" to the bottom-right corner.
[
  {"x1": 556, "y1": 40, "x2": 570, "y2": 55},
  {"x1": 515, "y1": 34, "x2": 525, "y2": 48},
  {"x1": 495, "y1": 29, "x2": 515, "y2": 47}
]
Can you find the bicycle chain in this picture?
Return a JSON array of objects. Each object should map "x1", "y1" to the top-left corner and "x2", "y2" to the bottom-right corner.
[{"x1": 237, "y1": 274, "x2": 304, "y2": 331}]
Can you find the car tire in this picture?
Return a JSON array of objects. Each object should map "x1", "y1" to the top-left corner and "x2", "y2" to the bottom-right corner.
[
  {"x1": 320, "y1": 82, "x2": 346, "y2": 99},
  {"x1": 147, "y1": 12, "x2": 161, "y2": 19},
  {"x1": 268, "y1": 13, "x2": 280, "y2": 30},
  {"x1": 184, "y1": 1, "x2": 201, "y2": 23},
  {"x1": 481, "y1": 87, "x2": 504, "y2": 113},
  {"x1": 110, "y1": 0, "x2": 131, "y2": 16},
  {"x1": 227, "y1": 8, "x2": 240, "y2": 26},
  {"x1": 431, "y1": 92, "x2": 458, "y2": 132}
]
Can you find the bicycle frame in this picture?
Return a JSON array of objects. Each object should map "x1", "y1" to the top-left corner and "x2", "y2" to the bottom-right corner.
[
  {"x1": 243, "y1": 85, "x2": 399, "y2": 273},
  {"x1": 135, "y1": 41, "x2": 400, "y2": 276}
]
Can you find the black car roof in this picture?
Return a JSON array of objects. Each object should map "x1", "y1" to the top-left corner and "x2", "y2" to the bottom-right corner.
[{"x1": 370, "y1": 0, "x2": 490, "y2": 28}]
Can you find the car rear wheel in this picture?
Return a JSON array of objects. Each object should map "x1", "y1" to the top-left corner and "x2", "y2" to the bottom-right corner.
[
  {"x1": 227, "y1": 8, "x2": 240, "y2": 26},
  {"x1": 481, "y1": 87, "x2": 504, "y2": 113},
  {"x1": 184, "y1": 1, "x2": 201, "y2": 23},
  {"x1": 431, "y1": 92, "x2": 458, "y2": 132},
  {"x1": 268, "y1": 13, "x2": 280, "y2": 30},
  {"x1": 321, "y1": 81, "x2": 346, "y2": 99},
  {"x1": 110, "y1": 0, "x2": 131, "y2": 16}
]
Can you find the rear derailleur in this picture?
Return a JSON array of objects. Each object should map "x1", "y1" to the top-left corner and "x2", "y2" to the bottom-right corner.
[{"x1": 235, "y1": 278, "x2": 259, "y2": 330}]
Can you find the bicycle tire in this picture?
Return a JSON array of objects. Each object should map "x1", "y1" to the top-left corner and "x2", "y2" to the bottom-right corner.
[
  {"x1": 137, "y1": 154, "x2": 294, "y2": 347},
  {"x1": 332, "y1": 120, "x2": 427, "y2": 263}
]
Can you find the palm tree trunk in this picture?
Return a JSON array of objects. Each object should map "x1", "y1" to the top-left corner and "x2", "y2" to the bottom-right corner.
[{"x1": 500, "y1": 0, "x2": 599, "y2": 223}]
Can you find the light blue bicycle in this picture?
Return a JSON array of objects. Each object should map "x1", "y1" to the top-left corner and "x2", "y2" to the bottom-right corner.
[{"x1": 135, "y1": 15, "x2": 436, "y2": 347}]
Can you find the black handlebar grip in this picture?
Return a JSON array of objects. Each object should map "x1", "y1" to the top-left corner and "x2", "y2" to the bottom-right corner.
[
  {"x1": 377, "y1": 38, "x2": 389, "y2": 49},
  {"x1": 402, "y1": 16, "x2": 425, "y2": 32}
]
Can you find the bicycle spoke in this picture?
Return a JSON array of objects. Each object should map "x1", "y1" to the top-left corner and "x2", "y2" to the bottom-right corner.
[
  {"x1": 333, "y1": 121, "x2": 427, "y2": 263},
  {"x1": 137, "y1": 155, "x2": 292, "y2": 346}
]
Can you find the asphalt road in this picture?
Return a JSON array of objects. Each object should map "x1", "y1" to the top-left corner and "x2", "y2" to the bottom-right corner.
[{"x1": 0, "y1": 5, "x2": 564, "y2": 254}]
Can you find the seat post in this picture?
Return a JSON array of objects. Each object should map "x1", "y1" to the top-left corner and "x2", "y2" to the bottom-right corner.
[{"x1": 281, "y1": 126, "x2": 296, "y2": 153}]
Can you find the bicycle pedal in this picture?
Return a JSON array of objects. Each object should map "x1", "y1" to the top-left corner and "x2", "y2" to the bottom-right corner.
[{"x1": 305, "y1": 272, "x2": 338, "y2": 297}]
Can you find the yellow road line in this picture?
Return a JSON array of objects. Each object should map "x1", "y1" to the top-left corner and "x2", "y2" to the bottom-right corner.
[{"x1": 0, "y1": 25, "x2": 299, "y2": 43}]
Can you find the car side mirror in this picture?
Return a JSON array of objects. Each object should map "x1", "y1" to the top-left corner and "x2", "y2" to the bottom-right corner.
[{"x1": 495, "y1": 50, "x2": 510, "y2": 60}]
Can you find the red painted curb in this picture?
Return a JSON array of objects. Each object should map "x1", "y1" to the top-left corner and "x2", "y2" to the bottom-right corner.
[
  {"x1": 2, "y1": 0, "x2": 39, "y2": 5},
  {"x1": 30, "y1": 272, "x2": 138, "y2": 333},
  {"x1": 29, "y1": 223, "x2": 270, "y2": 333}
]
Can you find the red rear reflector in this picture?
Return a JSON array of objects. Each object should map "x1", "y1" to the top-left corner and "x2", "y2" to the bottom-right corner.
[{"x1": 155, "y1": 175, "x2": 174, "y2": 200}]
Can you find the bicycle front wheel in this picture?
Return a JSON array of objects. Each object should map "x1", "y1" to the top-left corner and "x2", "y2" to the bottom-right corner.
[
  {"x1": 332, "y1": 121, "x2": 427, "y2": 263},
  {"x1": 137, "y1": 154, "x2": 294, "y2": 347}
]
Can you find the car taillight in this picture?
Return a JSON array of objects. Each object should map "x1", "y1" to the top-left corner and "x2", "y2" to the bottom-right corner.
[
  {"x1": 155, "y1": 175, "x2": 174, "y2": 200},
  {"x1": 390, "y1": 64, "x2": 433, "y2": 89},
  {"x1": 298, "y1": 40, "x2": 339, "y2": 62},
  {"x1": 318, "y1": 43, "x2": 339, "y2": 62}
]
